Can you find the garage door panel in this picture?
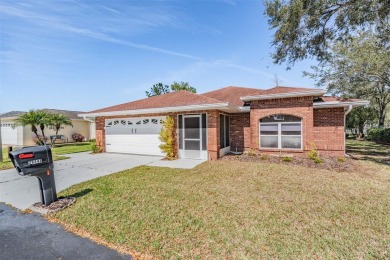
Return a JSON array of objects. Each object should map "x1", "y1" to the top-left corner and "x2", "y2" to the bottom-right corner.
[
  {"x1": 1, "y1": 123, "x2": 18, "y2": 145},
  {"x1": 106, "y1": 135, "x2": 161, "y2": 145},
  {"x1": 105, "y1": 116, "x2": 165, "y2": 156}
]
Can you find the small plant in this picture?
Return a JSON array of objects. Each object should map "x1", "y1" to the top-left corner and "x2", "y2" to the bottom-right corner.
[
  {"x1": 282, "y1": 156, "x2": 292, "y2": 162},
  {"x1": 247, "y1": 149, "x2": 257, "y2": 156},
  {"x1": 260, "y1": 154, "x2": 268, "y2": 160},
  {"x1": 337, "y1": 157, "x2": 346, "y2": 163},
  {"x1": 313, "y1": 157, "x2": 323, "y2": 163},
  {"x1": 308, "y1": 143, "x2": 322, "y2": 163},
  {"x1": 89, "y1": 138, "x2": 96, "y2": 143},
  {"x1": 91, "y1": 141, "x2": 102, "y2": 153},
  {"x1": 72, "y1": 133, "x2": 84, "y2": 142},
  {"x1": 159, "y1": 116, "x2": 177, "y2": 160}
]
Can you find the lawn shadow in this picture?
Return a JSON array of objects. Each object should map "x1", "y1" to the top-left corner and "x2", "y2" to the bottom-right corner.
[
  {"x1": 66, "y1": 188, "x2": 93, "y2": 198},
  {"x1": 346, "y1": 140, "x2": 390, "y2": 166}
]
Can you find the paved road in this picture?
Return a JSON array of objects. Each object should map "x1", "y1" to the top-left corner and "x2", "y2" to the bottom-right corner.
[
  {"x1": 0, "y1": 152, "x2": 162, "y2": 209},
  {"x1": 0, "y1": 203, "x2": 131, "y2": 259}
]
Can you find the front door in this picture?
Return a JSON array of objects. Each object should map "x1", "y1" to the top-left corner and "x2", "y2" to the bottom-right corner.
[{"x1": 178, "y1": 114, "x2": 207, "y2": 160}]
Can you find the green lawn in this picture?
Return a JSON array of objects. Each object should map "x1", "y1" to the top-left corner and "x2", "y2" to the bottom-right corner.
[
  {"x1": 346, "y1": 139, "x2": 390, "y2": 165},
  {"x1": 52, "y1": 142, "x2": 92, "y2": 155},
  {"x1": 53, "y1": 142, "x2": 390, "y2": 259},
  {"x1": 0, "y1": 143, "x2": 92, "y2": 170}
]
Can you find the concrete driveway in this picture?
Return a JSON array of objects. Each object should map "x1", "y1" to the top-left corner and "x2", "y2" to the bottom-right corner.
[{"x1": 0, "y1": 152, "x2": 162, "y2": 209}]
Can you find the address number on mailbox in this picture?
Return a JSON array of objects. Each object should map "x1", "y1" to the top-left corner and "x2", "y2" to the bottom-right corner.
[{"x1": 28, "y1": 159, "x2": 43, "y2": 165}]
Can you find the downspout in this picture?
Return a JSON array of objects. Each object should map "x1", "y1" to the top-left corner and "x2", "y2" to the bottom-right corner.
[{"x1": 344, "y1": 105, "x2": 353, "y2": 156}]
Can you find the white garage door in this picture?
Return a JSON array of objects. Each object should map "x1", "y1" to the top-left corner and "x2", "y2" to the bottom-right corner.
[
  {"x1": 1, "y1": 122, "x2": 18, "y2": 145},
  {"x1": 105, "y1": 117, "x2": 165, "y2": 156}
]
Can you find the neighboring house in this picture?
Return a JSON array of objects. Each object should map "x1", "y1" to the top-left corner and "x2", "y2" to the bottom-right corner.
[
  {"x1": 0, "y1": 109, "x2": 95, "y2": 146},
  {"x1": 79, "y1": 86, "x2": 368, "y2": 160}
]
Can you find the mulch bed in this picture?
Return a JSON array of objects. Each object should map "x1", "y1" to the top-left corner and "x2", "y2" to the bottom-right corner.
[
  {"x1": 221, "y1": 153, "x2": 362, "y2": 172},
  {"x1": 32, "y1": 196, "x2": 76, "y2": 214}
]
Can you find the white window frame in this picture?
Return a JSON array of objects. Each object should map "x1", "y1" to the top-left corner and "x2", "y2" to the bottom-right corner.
[{"x1": 259, "y1": 121, "x2": 302, "y2": 150}]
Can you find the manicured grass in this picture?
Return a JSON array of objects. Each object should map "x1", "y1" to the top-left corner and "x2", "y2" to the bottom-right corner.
[
  {"x1": 52, "y1": 142, "x2": 92, "y2": 155},
  {"x1": 54, "y1": 159, "x2": 390, "y2": 258},
  {"x1": 346, "y1": 139, "x2": 390, "y2": 165},
  {"x1": 0, "y1": 143, "x2": 91, "y2": 171}
]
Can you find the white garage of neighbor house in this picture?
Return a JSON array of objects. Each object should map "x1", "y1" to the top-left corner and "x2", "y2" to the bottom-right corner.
[{"x1": 0, "y1": 109, "x2": 96, "y2": 147}]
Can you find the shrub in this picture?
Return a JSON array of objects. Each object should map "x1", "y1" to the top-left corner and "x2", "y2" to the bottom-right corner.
[
  {"x1": 367, "y1": 128, "x2": 390, "y2": 143},
  {"x1": 72, "y1": 133, "x2": 84, "y2": 142},
  {"x1": 91, "y1": 141, "x2": 102, "y2": 153},
  {"x1": 313, "y1": 157, "x2": 323, "y2": 164},
  {"x1": 282, "y1": 156, "x2": 292, "y2": 162},
  {"x1": 308, "y1": 143, "x2": 322, "y2": 163},
  {"x1": 159, "y1": 116, "x2": 177, "y2": 160},
  {"x1": 337, "y1": 157, "x2": 346, "y2": 163},
  {"x1": 260, "y1": 154, "x2": 268, "y2": 160},
  {"x1": 247, "y1": 149, "x2": 257, "y2": 156}
]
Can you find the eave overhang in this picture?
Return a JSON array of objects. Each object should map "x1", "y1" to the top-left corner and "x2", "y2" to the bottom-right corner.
[
  {"x1": 79, "y1": 103, "x2": 241, "y2": 117},
  {"x1": 240, "y1": 89, "x2": 327, "y2": 102}
]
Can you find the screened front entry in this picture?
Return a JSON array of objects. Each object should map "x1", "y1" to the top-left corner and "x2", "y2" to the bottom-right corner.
[
  {"x1": 259, "y1": 115, "x2": 302, "y2": 150},
  {"x1": 178, "y1": 114, "x2": 207, "y2": 159}
]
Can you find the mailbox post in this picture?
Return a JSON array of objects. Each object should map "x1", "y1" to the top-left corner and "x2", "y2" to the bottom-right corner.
[{"x1": 9, "y1": 146, "x2": 57, "y2": 206}]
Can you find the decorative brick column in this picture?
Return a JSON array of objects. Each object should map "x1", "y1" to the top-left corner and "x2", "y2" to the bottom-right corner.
[{"x1": 207, "y1": 110, "x2": 220, "y2": 160}]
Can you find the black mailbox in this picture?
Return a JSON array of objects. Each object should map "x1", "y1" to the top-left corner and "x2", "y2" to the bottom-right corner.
[{"x1": 9, "y1": 146, "x2": 57, "y2": 206}]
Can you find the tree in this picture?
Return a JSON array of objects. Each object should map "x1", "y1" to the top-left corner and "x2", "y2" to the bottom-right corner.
[
  {"x1": 47, "y1": 114, "x2": 73, "y2": 147},
  {"x1": 265, "y1": 0, "x2": 390, "y2": 66},
  {"x1": 146, "y1": 81, "x2": 197, "y2": 97},
  {"x1": 346, "y1": 106, "x2": 377, "y2": 137},
  {"x1": 145, "y1": 83, "x2": 170, "y2": 97},
  {"x1": 14, "y1": 110, "x2": 49, "y2": 145},
  {"x1": 305, "y1": 31, "x2": 390, "y2": 127},
  {"x1": 170, "y1": 81, "x2": 197, "y2": 93}
]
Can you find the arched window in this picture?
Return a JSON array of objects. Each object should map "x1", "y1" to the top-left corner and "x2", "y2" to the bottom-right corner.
[{"x1": 259, "y1": 115, "x2": 302, "y2": 149}]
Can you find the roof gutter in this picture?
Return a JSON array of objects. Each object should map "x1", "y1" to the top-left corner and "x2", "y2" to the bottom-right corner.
[
  {"x1": 313, "y1": 100, "x2": 370, "y2": 108},
  {"x1": 78, "y1": 103, "x2": 236, "y2": 117},
  {"x1": 240, "y1": 89, "x2": 327, "y2": 102}
]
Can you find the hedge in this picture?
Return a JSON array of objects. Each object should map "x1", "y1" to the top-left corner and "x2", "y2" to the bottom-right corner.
[{"x1": 367, "y1": 128, "x2": 390, "y2": 143}]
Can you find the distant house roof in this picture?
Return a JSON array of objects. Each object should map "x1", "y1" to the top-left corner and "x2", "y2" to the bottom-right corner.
[
  {"x1": 0, "y1": 109, "x2": 85, "y2": 120},
  {"x1": 39, "y1": 109, "x2": 85, "y2": 120},
  {"x1": 201, "y1": 86, "x2": 264, "y2": 107},
  {"x1": 0, "y1": 111, "x2": 25, "y2": 118}
]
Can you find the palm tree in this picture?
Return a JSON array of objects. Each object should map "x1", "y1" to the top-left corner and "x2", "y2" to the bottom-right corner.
[
  {"x1": 14, "y1": 110, "x2": 48, "y2": 145},
  {"x1": 47, "y1": 113, "x2": 73, "y2": 147}
]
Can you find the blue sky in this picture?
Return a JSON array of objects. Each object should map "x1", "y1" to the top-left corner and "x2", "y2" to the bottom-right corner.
[{"x1": 0, "y1": 0, "x2": 316, "y2": 113}]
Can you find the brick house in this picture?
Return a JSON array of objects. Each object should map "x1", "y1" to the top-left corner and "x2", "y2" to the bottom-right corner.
[{"x1": 79, "y1": 86, "x2": 368, "y2": 160}]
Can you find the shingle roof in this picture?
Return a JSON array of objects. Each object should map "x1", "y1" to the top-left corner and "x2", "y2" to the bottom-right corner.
[
  {"x1": 89, "y1": 90, "x2": 224, "y2": 113},
  {"x1": 39, "y1": 109, "x2": 85, "y2": 120},
  {"x1": 0, "y1": 111, "x2": 25, "y2": 118},
  {"x1": 259, "y1": 86, "x2": 319, "y2": 95},
  {"x1": 201, "y1": 86, "x2": 264, "y2": 107},
  {"x1": 316, "y1": 96, "x2": 363, "y2": 103},
  {"x1": 0, "y1": 109, "x2": 84, "y2": 120}
]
